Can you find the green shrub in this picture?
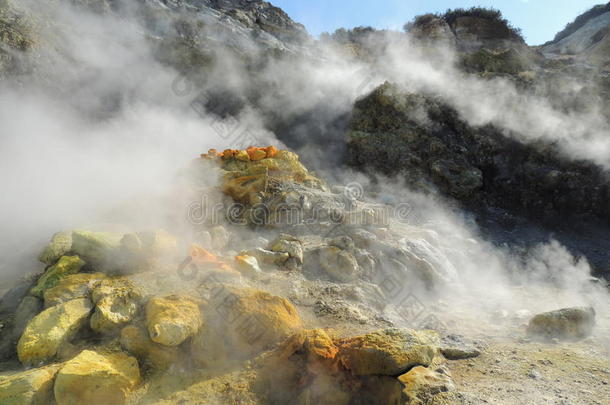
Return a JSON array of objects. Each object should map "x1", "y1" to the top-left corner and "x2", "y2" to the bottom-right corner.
[
  {"x1": 326, "y1": 26, "x2": 375, "y2": 43},
  {"x1": 405, "y1": 7, "x2": 523, "y2": 40}
]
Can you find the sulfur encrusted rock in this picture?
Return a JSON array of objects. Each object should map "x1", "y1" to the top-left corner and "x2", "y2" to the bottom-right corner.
[
  {"x1": 90, "y1": 278, "x2": 142, "y2": 334},
  {"x1": 398, "y1": 365, "x2": 455, "y2": 404},
  {"x1": 235, "y1": 255, "x2": 262, "y2": 278},
  {"x1": 304, "y1": 329, "x2": 339, "y2": 361},
  {"x1": 191, "y1": 287, "x2": 303, "y2": 366},
  {"x1": 146, "y1": 294, "x2": 203, "y2": 346},
  {"x1": 43, "y1": 273, "x2": 106, "y2": 308},
  {"x1": 54, "y1": 350, "x2": 140, "y2": 405},
  {"x1": 120, "y1": 324, "x2": 179, "y2": 370},
  {"x1": 526, "y1": 307, "x2": 596, "y2": 341},
  {"x1": 241, "y1": 248, "x2": 290, "y2": 266},
  {"x1": 38, "y1": 231, "x2": 73, "y2": 265},
  {"x1": 336, "y1": 328, "x2": 439, "y2": 376},
  {"x1": 269, "y1": 234, "x2": 303, "y2": 268},
  {"x1": 30, "y1": 256, "x2": 85, "y2": 298},
  {"x1": 217, "y1": 148, "x2": 326, "y2": 208},
  {"x1": 17, "y1": 298, "x2": 93, "y2": 366},
  {"x1": 70, "y1": 230, "x2": 121, "y2": 270},
  {"x1": 0, "y1": 364, "x2": 61, "y2": 405},
  {"x1": 317, "y1": 246, "x2": 360, "y2": 283}
]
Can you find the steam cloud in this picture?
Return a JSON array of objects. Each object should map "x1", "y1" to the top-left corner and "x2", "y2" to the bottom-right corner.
[{"x1": 0, "y1": 0, "x2": 608, "y2": 339}]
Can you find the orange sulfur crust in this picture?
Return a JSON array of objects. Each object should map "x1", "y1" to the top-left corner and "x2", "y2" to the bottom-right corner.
[{"x1": 201, "y1": 146, "x2": 279, "y2": 161}]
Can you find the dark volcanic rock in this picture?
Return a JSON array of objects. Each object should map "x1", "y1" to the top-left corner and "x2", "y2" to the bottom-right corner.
[
  {"x1": 202, "y1": 0, "x2": 308, "y2": 42},
  {"x1": 346, "y1": 82, "x2": 610, "y2": 228}
]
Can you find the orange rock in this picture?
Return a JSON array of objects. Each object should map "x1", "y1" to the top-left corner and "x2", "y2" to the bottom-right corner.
[
  {"x1": 190, "y1": 244, "x2": 220, "y2": 264},
  {"x1": 221, "y1": 149, "x2": 236, "y2": 160},
  {"x1": 265, "y1": 146, "x2": 278, "y2": 158},
  {"x1": 305, "y1": 329, "x2": 338, "y2": 360},
  {"x1": 190, "y1": 244, "x2": 235, "y2": 273},
  {"x1": 247, "y1": 147, "x2": 267, "y2": 161},
  {"x1": 246, "y1": 146, "x2": 258, "y2": 158},
  {"x1": 201, "y1": 149, "x2": 221, "y2": 159}
]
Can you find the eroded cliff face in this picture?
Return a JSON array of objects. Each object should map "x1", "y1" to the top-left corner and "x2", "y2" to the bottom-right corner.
[
  {"x1": 542, "y1": 3, "x2": 610, "y2": 70},
  {"x1": 346, "y1": 83, "x2": 610, "y2": 222},
  {"x1": 344, "y1": 8, "x2": 610, "y2": 277}
]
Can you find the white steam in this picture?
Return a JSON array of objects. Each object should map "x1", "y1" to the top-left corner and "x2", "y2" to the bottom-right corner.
[{"x1": 0, "y1": 0, "x2": 607, "y2": 342}]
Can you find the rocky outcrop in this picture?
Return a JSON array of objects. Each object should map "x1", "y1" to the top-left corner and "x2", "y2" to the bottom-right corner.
[
  {"x1": 54, "y1": 350, "x2": 140, "y2": 405},
  {"x1": 200, "y1": 0, "x2": 308, "y2": 42},
  {"x1": 407, "y1": 8, "x2": 529, "y2": 54},
  {"x1": 0, "y1": 0, "x2": 35, "y2": 79},
  {"x1": 407, "y1": 15, "x2": 456, "y2": 48},
  {"x1": 336, "y1": 328, "x2": 440, "y2": 376},
  {"x1": 201, "y1": 147, "x2": 328, "y2": 226},
  {"x1": 1, "y1": 147, "x2": 482, "y2": 403},
  {"x1": 346, "y1": 82, "x2": 610, "y2": 227},
  {"x1": 543, "y1": 5, "x2": 610, "y2": 69}
]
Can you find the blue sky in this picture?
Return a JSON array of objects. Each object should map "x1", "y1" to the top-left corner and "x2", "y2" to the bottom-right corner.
[{"x1": 272, "y1": 0, "x2": 604, "y2": 45}]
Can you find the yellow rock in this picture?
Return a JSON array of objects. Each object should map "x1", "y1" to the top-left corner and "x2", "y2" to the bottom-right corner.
[
  {"x1": 0, "y1": 364, "x2": 61, "y2": 405},
  {"x1": 218, "y1": 148, "x2": 327, "y2": 210},
  {"x1": 120, "y1": 324, "x2": 179, "y2": 370},
  {"x1": 191, "y1": 288, "x2": 302, "y2": 366},
  {"x1": 43, "y1": 273, "x2": 106, "y2": 308},
  {"x1": 30, "y1": 256, "x2": 86, "y2": 298},
  {"x1": 90, "y1": 278, "x2": 142, "y2": 334},
  {"x1": 54, "y1": 350, "x2": 140, "y2": 405},
  {"x1": 305, "y1": 329, "x2": 338, "y2": 361},
  {"x1": 17, "y1": 298, "x2": 93, "y2": 366},
  {"x1": 38, "y1": 231, "x2": 72, "y2": 265},
  {"x1": 235, "y1": 150, "x2": 250, "y2": 161},
  {"x1": 336, "y1": 328, "x2": 439, "y2": 376},
  {"x1": 222, "y1": 172, "x2": 268, "y2": 206},
  {"x1": 398, "y1": 366, "x2": 455, "y2": 403},
  {"x1": 235, "y1": 255, "x2": 262, "y2": 278},
  {"x1": 146, "y1": 295, "x2": 202, "y2": 346}
]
